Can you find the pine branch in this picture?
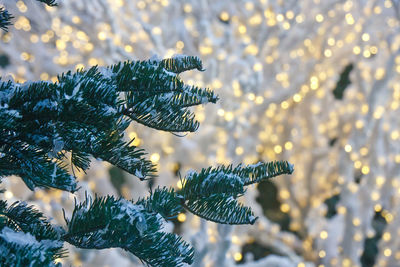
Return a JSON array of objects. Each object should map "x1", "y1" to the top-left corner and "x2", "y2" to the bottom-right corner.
[
  {"x1": 0, "y1": 7, "x2": 13, "y2": 31},
  {"x1": 181, "y1": 167, "x2": 245, "y2": 199},
  {"x1": 235, "y1": 161, "x2": 294, "y2": 186},
  {"x1": 183, "y1": 195, "x2": 257, "y2": 225},
  {"x1": 178, "y1": 161, "x2": 294, "y2": 224},
  {"x1": 64, "y1": 194, "x2": 194, "y2": 267},
  {"x1": 36, "y1": 0, "x2": 58, "y2": 6},
  {"x1": 0, "y1": 200, "x2": 66, "y2": 266},
  {"x1": 159, "y1": 55, "x2": 205, "y2": 74},
  {"x1": 0, "y1": 200, "x2": 65, "y2": 244},
  {"x1": 0, "y1": 228, "x2": 61, "y2": 267},
  {"x1": 137, "y1": 187, "x2": 183, "y2": 219}
]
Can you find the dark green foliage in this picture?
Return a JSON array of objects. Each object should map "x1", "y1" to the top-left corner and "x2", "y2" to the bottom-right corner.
[
  {"x1": 160, "y1": 55, "x2": 204, "y2": 73},
  {"x1": 184, "y1": 194, "x2": 256, "y2": 225},
  {"x1": 0, "y1": 235, "x2": 60, "y2": 267},
  {"x1": 0, "y1": 7, "x2": 13, "y2": 31},
  {"x1": 361, "y1": 211, "x2": 387, "y2": 267},
  {"x1": 324, "y1": 194, "x2": 340, "y2": 219},
  {"x1": 64, "y1": 194, "x2": 193, "y2": 266},
  {"x1": 0, "y1": 54, "x2": 10, "y2": 68},
  {"x1": 137, "y1": 187, "x2": 183, "y2": 219},
  {"x1": 0, "y1": 200, "x2": 66, "y2": 266},
  {"x1": 37, "y1": 0, "x2": 58, "y2": 6},
  {"x1": 333, "y1": 63, "x2": 353, "y2": 100},
  {"x1": 0, "y1": 56, "x2": 217, "y2": 191},
  {"x1": 178, "y1": 161, "x2": 293, "y2": 225}
]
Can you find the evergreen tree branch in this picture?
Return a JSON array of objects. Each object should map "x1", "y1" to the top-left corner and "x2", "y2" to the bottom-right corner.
[
  {"x1": 36, "y1": 0, "x2": 58, "y2": 6},
  {"x1": 178, "y1": 161, "x2": 294, "y2": 224},
  {"x1": 64, "y1": 194, "x2": 194, "y2": 267},
  {"x1": 159, "y1": 55, "x2": 205, "y2": 74},
  {"x1": 0, "y1": 228, "x2": 61, "y2": 267},
  {"x1": 182, "y1": 195, "x2": 257, "y2": 225},
  {"x1": 0, "y1": 200, "x2": 66, "y2": 266},
  {"x1": 236, "y1": 161, "x2": 294, "y2": 186},
  {"x1": 0, "y1": 7, "x2": 13, "y2": 31},
  {"x1": 136, "y1": 187, "x2": 183, "y2": 220}
]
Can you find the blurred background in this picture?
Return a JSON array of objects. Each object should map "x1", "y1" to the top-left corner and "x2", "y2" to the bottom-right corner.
[{"x1": 1, "y1": 0, "x2": 400, "y2": 266}]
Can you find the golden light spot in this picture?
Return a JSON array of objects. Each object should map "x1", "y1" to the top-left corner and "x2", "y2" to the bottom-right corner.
[
  {"x1": 40, "y1": 73, "x2": 49, "y2": 80},
  {"x1": 362, "y1": 33, "x2": 370, "y2": 42},
  {"x1": 253, "y1": 63, "x2": 263, "y2": 71},
  {"x1": 235, "y1": 146, "x2": 244, "y2": 155},
  {"x1": 4, "y1": 191, "x2": 13, "y2": 199},
  {"x1": 284, "y1": 141, "x2": 293, "y2": 150},
  {"x1": 176, "y1": 41, "x2": 184, "y2": 49},
  {"x1": 238, "y1": 25, "x2": 247, "y2": 34},
  {"x1": 374, "y1": 204, "x2": 382, "y2": 212},
  {"x1": 293, "y1": 94, "x2": 302, "y2": 102},
  {"x1": 152, "y1": 27, "x2": 162, "y2": 35},
  {"x1": 255, "y1": 96, "x2": 264, "y2": 104},
  {"x1": 199, "y1": 45, "x2": 213, "y2": 55},
  {"x1": 320, "y1": 230, "x2": 328, "y2": 239},
  {"x1": 319, "y1": 250, "x2": 326, "y2": 258},
  {"x1": 376, "y1": 176, "x2": 385, "y2": 187},
  {"x1": 280, "y1": 203, "x2": 290, "y2": 213},
  {"x1": 352, "y1": 217, "x2": 361, "y2": 226},
  {"x1": 30, "y1": 34, "x2": 39, "y2": 43},
  {"x1": 274, "y1": 145, "x2": 282, "y2": 154},
  {"x1": 224, "y1": 112, "x2": 234, "y2": 121},
  {"x1": 217, "y1": 109, "x2": 225, "y2": 116},
  {"x1": 384, "y1": 248, "x2": 392, "y2": 257},
  {"x1": 361, "y1": 165, "x2": 370, "y2": 175},
  {"x1": 177, "y1": 213, "x2": 186, "y2": 222},
  {"x1": 344, "y1": 144, "x2": 352, "y2": 153},
  {"x1": 220, "y1": 11, "x2": 230, "y2": 21},
  {"x1": 353, "y1": 46, "x2": 361, "y2": 55},
  {"x1": 75, "y1": 63, "x2": 85, "y2": 70},
  {"x1": 72, "y1": 16, "x2": 81, "y2": 24},
  {"x1": 245, "y1": 44, "x2": 258, "y2": 55},
  {"x1": 280, "y1": 190, "x2": 290, "y2": 199},
  {"x1": 345, "y1": 13, "x2": 355, "y2": 25},
  {"x1": 281, "y1": 101, "x2": 289, "y2": 109},
  {"x1": 338, "y1": 206, "x2": 346, "y2": 214},
  {"x1": 315, "y1": 14, "x2": 324, "y2": 22},
  {"x1": 124, "y1": 45, "x2": 133, "y2": 53},
  {"x1": 234, "y1": 252, "x2": 242, "y2": 262},
  {"x1": 150, "y1": 153, "x2": 160, "y2": 163},
  {"x1": 324, "y1": 49, "x2": 332, "y2": 57},
  {"x1": 98, "y1": 31, "x2": 107, "y2": 40},
  {"x1": 383, "y1": 232, "x2": 391, "y2": 241}
]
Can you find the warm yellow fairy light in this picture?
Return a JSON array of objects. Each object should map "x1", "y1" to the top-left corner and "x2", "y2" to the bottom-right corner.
[
  {"x1": 177, "y1": 213, "x2": 186, "y2": 222},
  {"x1": 284, "y1": 141, "x2": 293, "y2": 150},
  {"x1": 320, "y1": 230, "x2": 328, "y2": 239},
  {"x1": 233, "y1": 252, "x2": 242, "y2": 261},
  {"x1": 235, "y1": 146, "x2": 244, "y2": 155},
  {"x1": 384, "y1": 248, "x2": 392, "y2": 257},
  {"x1": 150, "y1": 153, "x2": 160, "y2": 163},
  {"x1": 280, "y1": 203, "x2": 290, "y2": 212},
  {"x1": 352, "y1": 217, "x2": 361, "y2": 226},
  {"x1": 274, "y1": 145, "x2": 282, "y2": 154},
  {"x1": 344, "y1": 144, "x2": 352, "y2": 152},
  {"x1": 4, "y1": 191, "x2": 13, "y2": 199},
  {"x1": 361, "y1": 165, "x2": 370, "y2": 175}
]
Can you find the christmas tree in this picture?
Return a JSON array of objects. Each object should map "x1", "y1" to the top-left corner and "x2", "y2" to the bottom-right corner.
[{"x1": 0, "y1": 2, "x2": 293, "y2": 266}]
